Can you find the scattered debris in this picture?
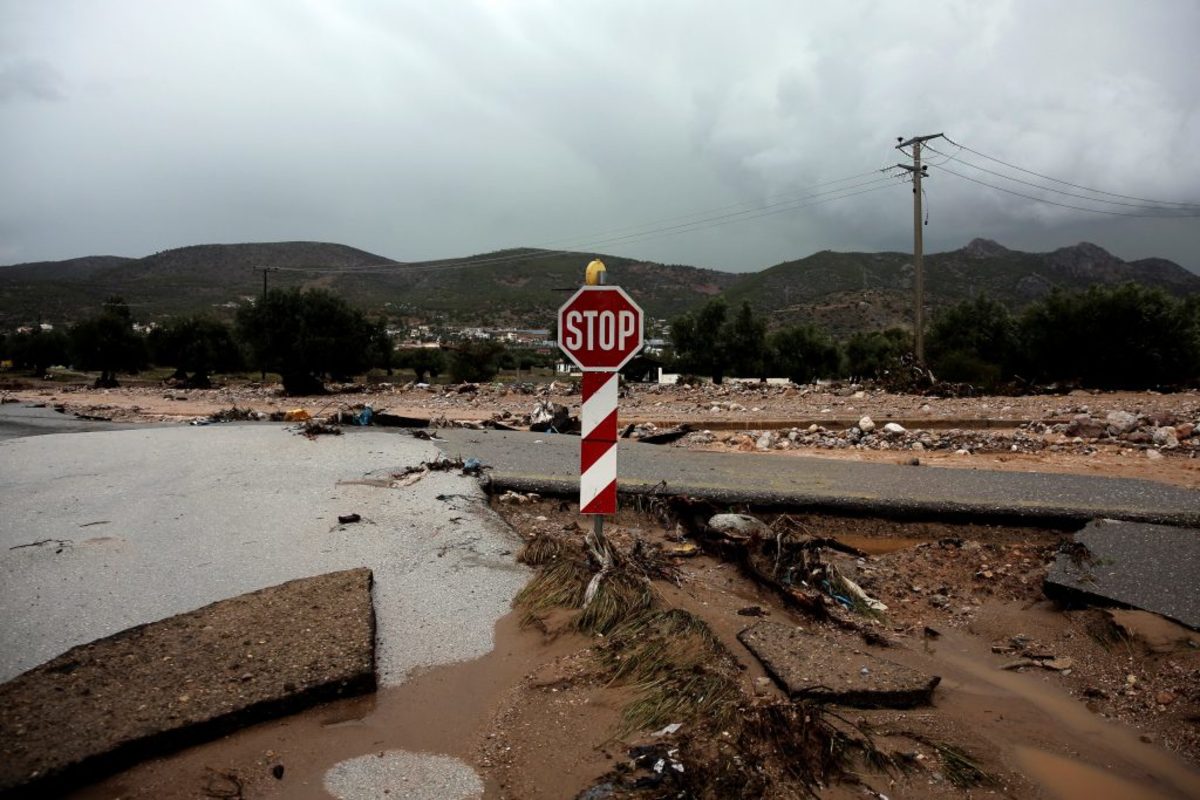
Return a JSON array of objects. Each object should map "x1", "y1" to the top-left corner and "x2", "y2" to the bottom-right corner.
[
  {"x1": 297, "y1": 419, "x2": 341, "y2": 438},
  {"x1": 498, "y1": 490, "x2": 541, "y2": 505},
  {"x1": 337, "y1": 513, "x2": 362, "y2": 525}
]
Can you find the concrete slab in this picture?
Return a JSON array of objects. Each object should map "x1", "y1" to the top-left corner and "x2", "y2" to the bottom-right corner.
[
  {"x1": 738, "y1": 621, "x2": 940, "y2": 708},
  {"x1": 0, "y1": 569, "x2": 375, "y2": 797},
  {"x1": 1045, "y1": 519, "x2": 1200, "y2": 630}
]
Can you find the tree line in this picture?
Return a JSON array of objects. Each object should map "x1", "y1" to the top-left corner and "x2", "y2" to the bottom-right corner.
[
  {"x1": 669, "y1": 284, "x2": 1200, "y2": 390},
  {"x1": 0, "y1": 288, "x2": 556, "y2": 394}
]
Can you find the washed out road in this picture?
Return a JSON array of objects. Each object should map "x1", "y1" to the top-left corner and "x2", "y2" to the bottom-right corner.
[
  {"x1": 434, "y1": 428, "x2": 1200, "y2": 526},
  {"x1": 0, "y1": 422, "x2": 528, "y2": 798}
]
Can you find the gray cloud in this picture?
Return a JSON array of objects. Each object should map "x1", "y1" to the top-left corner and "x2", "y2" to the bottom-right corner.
[
  {"x1": 0, "y1": 57, "x2": 64, "y2": 102},
  {"x1": 1, "y1": 0, "x2": 1197, "y2": 271}
]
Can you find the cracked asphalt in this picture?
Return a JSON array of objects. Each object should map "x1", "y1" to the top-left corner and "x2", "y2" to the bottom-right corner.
[
  {"x1": 0, "y1": 421, "x2": 527, "y2": 798},
  {"x1": 435, "y1": 428, "x2": 1200, "y2": 526}
]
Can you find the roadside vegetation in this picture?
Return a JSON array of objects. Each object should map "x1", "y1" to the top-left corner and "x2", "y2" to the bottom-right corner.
[
  {"x1": 667, "y1": 284, "x2": 1200, "y2": 391},
  {"x1": 3, "y1": 282, "x2": 1198, "y2": 395}
]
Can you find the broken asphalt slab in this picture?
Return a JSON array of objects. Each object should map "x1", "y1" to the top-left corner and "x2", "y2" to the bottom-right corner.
[
  {"x1": 738, "y1": 621, "x2": 940, "y2": 708},
  {"x1": 1045, "y1": 519, "x2": 1200, "y2": 630},
  {"x1": 433, "y1": 428, "x2": 1200, "y2": 526},
  {"x1": 0, "y1": 569, "x2": 375, "y2": 798}
]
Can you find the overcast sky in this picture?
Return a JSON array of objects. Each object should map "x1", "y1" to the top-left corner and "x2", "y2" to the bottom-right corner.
[{"x1": 2, "y1": 0, "x2": 1198, "y2": 272}]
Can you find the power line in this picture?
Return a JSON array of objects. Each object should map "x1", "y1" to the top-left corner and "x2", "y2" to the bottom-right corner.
[
  {"x1": 929, "y1": 163, "x2": 1200, "y2": 218},
  {"x1": 925, "y1": 144, "x2": 1196, "y2": 211},
  {"x1": 941, "y1": 135, "x2": 1200, "y2": 209}
]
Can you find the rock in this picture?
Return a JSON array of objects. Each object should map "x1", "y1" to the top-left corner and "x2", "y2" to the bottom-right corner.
[
  {"x1": 1066, "y1": 414, "x2": 1105, "y2": 438},
  {"x1": 857, "y1": 416, "x2": 876, "y2": 433},
  {"x1": 1155, "y1": 691, "x2": 1176, "y2": 706},
  {"x1": 1145, "y1": 449, "x2": 1164, "y2": 461},
  {"x1": 1176, "y1": 422, "x2": 1195, "y2": 440},
  {"x1": 755, "y1": 431, "x2": 778, "y2": 451},
  {"x1": 929, "y1": 594, "x2": 950, "y2": 608},
  {"x1": 738, "y1": 622, "x2": 940, "y2": 708},
  {"x1": 708, "y1": 513, "x2": 769, "y2": 538},
  {"x1": 1105, "y1": 410, "x2": 1139, "y2": 435},
  {"x1": 882, "y1": 422, "x2": 906, "y2": 435},
  {"x1": 1152, "y1": 427, "x2": 1179, "y2": 449}
]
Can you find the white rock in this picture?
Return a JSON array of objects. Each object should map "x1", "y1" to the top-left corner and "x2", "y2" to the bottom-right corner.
[
  {"x1": 708, "y1": 514, "x2": 770, "y2": 537},
  {"x1": 955, "y1": 448, "x2": 971, "y2": 456},
  {"x1": 882, "y1": 422, "x2": 906, "y2": 435},
  {"x1": 857, "y1": 415, "x2": 876, "y2": 433},
  {"x1": 1145, "y1": 449, "x2": 1164, "y2": 461}
]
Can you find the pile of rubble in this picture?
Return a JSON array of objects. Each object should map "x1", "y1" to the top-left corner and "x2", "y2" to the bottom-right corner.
[{"x1": 684, "y1": 409, "x2": 1200, "y2": 457}]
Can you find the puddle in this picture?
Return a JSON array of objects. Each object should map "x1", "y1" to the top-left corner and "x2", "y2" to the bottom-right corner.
[
  {"x1": 937, "y1": 643, "x2": 1200, "y2": 800},
  {"x1": 831, "y1": 533, "x2": 926, "y2": 554},
  {"x1": 1015, "y1": 747, "x2": 1173, "y2": 800}
]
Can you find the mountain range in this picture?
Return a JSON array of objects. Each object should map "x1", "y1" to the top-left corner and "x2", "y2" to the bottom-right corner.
[{"x1": 2, "y1": 239, "x2": 1197, "y2": 336}]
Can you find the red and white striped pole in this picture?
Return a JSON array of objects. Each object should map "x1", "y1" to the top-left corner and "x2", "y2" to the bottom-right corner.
[{"x1": 580, "y1": 370, "x2": 619, "y2": 514}]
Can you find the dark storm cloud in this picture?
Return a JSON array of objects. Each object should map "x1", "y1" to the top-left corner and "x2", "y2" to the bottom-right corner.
[{"x1": 0, "y1": 0, "x2": 1197, "y2": 271}]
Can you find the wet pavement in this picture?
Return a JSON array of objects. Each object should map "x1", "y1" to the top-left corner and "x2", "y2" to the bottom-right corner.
[
  {"x1": 434, "y1": 428, "x2": 1200, "y2": 526},
  {"x1": 1046, "y1": 519, "x2": 1200, "y2": 630}
]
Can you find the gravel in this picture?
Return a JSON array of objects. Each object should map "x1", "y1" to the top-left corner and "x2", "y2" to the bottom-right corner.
[{"x1": 324, "y1": 751, "x2": 483, "y2": 800}]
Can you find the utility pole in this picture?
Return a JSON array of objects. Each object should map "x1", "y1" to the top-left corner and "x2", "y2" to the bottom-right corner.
[
  {"x1": 895, "y1": 133, "x2": 942, "y2": 363},
  {"x1": 256, "y1": 266, "x2": 278, "y2": 381}
]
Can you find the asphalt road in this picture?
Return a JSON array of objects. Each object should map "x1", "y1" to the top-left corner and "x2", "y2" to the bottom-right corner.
[
  {"x1": 0, "y1": 402, "x2": 144, "y2": 441},
  {"x1": 0, "y1": 422, "x2": 528, "y2": 798},
  {"x1": 435, "y1": 428, "x2": 1200, "y2": 527}
]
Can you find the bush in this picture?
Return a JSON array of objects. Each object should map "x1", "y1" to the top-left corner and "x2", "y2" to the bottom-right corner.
[
  {"x1": 926, "y1": 296, "x2": 1020, "y2": 389},
  {"x1": 1020, "y1": 284, "x2": 1200, "y2": 389},
  {"x1": 845, "y1": 328, "x2": 911, "y2": 379},
  {"x1": 8, "y1": 329, "x2": 71, "y2": 376},
  {"x1": 149, "y1": 315, "x2": 241, "y2": 387},
  {"x1": 767, "y1": 325, "x2": 841, "y2": 384},
  {"x1": 449, "y1": 340, "x2": 505, "y2": 382}
]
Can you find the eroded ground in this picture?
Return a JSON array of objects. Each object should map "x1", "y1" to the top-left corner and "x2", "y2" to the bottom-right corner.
[{"x1": 48, "y1": 493, "x2": 1200, "y2": 799}]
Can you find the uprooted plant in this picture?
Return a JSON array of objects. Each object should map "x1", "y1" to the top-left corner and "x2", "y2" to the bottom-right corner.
[{"x1": 514, "y1": 526, "x2": 900, "y2": 798}]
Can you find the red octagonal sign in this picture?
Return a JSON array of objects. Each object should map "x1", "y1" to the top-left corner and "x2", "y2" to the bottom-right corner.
[{"x1": 558, "y1": 285, "x2": 644, "y2": 371}]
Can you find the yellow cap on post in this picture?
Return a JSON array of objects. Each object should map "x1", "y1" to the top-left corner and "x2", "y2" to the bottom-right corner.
[{"x1": 585, "y1": 259, "x2": 607, "y2": 286}]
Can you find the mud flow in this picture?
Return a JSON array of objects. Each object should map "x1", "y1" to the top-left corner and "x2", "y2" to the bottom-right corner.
[{"x1": 67, "y1": 498, "x2": 1199, "y2": 799}]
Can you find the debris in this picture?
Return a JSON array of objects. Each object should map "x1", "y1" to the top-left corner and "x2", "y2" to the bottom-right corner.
[
  {"x1": 372, "y1": 412, "x2": 429, "y2": 428},
  {"x1": 530, "y1": 400, "x2": 574, "y2": 433},
  {"x1": 707, "y1": 513, "x2": 770, "y2": 539},
  {"x1": 837, "y1": 574, "x2": 888, "y2": 613},
  {"x1": 337, "y1": 513, "x2": 362, "y2": 525},
  {"x1": 737, "y1": 606, "x2": 768, "y2": 617},
  {"x1": 651, "y1": 722, "x2": 682, "y2": 737},
  {"x1": 662, "y1": 542, "x2": 699, "y2": 558},
  {"x1": 738, "y1": 622, "x2": 940, "y2": 708},
  {"x1": 638, "y1": 425, "x2": 693, "y2": 445},
  {"x1": 297, "y1": 419, "x2": 341, "y2": 438},
  {"x1": 283, "y1": 409, "x2": 311, "y2": 422},
  {"x1": 498, "y1": 490, "x2": 541, "y2": 505}
]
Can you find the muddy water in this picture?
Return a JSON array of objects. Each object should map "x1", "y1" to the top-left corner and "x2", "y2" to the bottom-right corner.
[
  {"x1": 828, "y1": 533, "x2": 928, "y2": 554},
  {"x1": 71, "y1": 611, "x2": 574, "y2": 800},
  {"x1": 932, "y1": 636, "x2": 1200, "y2": 800},
  {"x1": 1015, "y1": 747, "x2": 1174, "y2": 800}
]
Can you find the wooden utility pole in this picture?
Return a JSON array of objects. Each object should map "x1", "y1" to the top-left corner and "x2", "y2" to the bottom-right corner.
[
  {"x1": 896, "y1": 133, "x2": 942, "y2": 362},
  {"x1": 256, "y1": 266, "x2": 278, "y2": 380}
]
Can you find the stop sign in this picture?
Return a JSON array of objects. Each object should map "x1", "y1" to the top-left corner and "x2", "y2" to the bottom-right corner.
[{"x1": 558, "y1": 286, "x2": 644, "y2": 370}]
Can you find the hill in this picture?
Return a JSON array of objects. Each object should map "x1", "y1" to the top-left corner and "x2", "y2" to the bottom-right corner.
[
  {"x1": 2, "y1": 239, "x2": 1197, "y2": 335},
  {"x1": 719, "y1": 239, "x2": 1200, "y2": 337}
]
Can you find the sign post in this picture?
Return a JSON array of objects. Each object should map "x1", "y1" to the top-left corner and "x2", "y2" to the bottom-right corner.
[{"x1": 557, "y1": 261, "x2": 644, "y2": 554}]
